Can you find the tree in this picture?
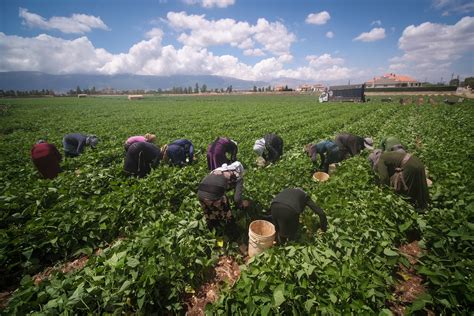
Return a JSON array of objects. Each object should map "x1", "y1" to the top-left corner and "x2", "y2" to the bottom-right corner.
[
  {"x1": 194, "y1": 83, "x2": 199, "y2": 94},
  {"x1": 76, "y1": 86, "x2": 82, "y2": 95},
  {"x1": 449, "y1": 78, "x2": 460, "y2": 86},
  {"x1": 253, "y1": 85, "x2": 257, "y2": 92},
  {"x1": 267, "y1": 85, "x2": 272, "y2": 92},
  {"x1": 464, "y1": 77, "x2": 474, "y2": 88},
  {"x1": 201, "y1": 84, "x2": 207, "y2": 93}
]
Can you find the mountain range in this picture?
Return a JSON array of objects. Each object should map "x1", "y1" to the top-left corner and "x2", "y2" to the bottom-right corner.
[{"x1": 0, "y1": 71, "x2": 280, "y2": 92}]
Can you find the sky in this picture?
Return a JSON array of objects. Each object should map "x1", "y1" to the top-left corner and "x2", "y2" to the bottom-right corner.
[{"x1": 0, "y1": 0, "x2": 473, "y2": 84}]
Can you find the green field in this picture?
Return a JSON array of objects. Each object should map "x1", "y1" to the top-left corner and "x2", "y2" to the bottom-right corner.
[{"x1": 0, "y1": 95, "x2": 473, "y2": 314}]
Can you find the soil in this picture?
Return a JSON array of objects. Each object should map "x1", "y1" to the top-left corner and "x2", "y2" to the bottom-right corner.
[
  {"x1": 389, "y1": 241, "x2": 432, "y2": 315},
  {"x1": 185, "y1": 256, "x2": 241, "y2": 316}
]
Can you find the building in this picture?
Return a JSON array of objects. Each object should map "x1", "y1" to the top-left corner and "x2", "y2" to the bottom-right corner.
[
  {"x1": 366, "y1": 73, "x2": 421, "y2": 88},
  {"x1": 296, "y1": 84, "x2": 326, "y2": 92}
]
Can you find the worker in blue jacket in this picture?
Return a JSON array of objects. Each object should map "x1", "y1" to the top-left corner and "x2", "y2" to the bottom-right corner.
[
  {"x1": 305, "y1": 140, "x2": 343, "y2": 173},
  {"x1": 62, "y1": 133, "x2": 98, "y2": 157},
  {"x1": 162, "y1": 139, "x2": 194, "y2": 167}
]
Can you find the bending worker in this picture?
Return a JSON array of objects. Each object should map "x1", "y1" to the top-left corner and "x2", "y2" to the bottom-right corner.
[
  {"x1": 253, "y1": 133, "x2": 284, "y2": 164},
  {"x1": 197, "y1": 161, "x2": 248, "y2": 236},
  {"x1": 368, "y1": 149, "x2": 429, "y2": 210},
  {"x1": 335, "y1": 133, "x2": 373, "y2": 157},
  {"x1": 124, "y1": 133, "x2": 156, "y2": 151},
  {"x1": 124, "y1": 142, "x2": 161, "y2": 178},
  {"x1": 304, "y1": 140, "x2": 343, "y2": 173},
  {"x1": 380, "y1": 136, "x2": 406, "y2": 153},
  {"x1": 270, "y1": 188, "x2": 328, "y2": 243},
  {"x1": 162, "y1": 139, "x2": 195, "y2": 167},
  {"x1": 63, "y1": 133, "x2": 98, "y2": 157},
  {"x1": 207, "y1": 137, "x2": 238, "y2": 171},
  {"x1": 31, "y1": 140, "x2": 62, "y2": 179}
]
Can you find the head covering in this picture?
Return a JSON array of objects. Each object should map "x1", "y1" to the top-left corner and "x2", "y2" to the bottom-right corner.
[
  {"x1": 213, "y1": 161, "x2": 245, "y2": 178},
  {"x1": 253, "y1": 138, "x2": 265, "y2": 156},
  {"x1": 36, "y1": 139, "x2": 46, "y2": 144},
  {"x1": 368, "y1": 149, "x2": 382, "y2": 170},
  {"x1": 231, "y1": 139, "x2": 238, "y2": 146},
  {"x1": 86, "y1": 135, "x2": 99, "y2": 149},
  {"x1": 144, "y1": 133, "x2": 156, "y2": 143},
  {"x1": 364, "y1": 137, "x2": 374, "y2": 150}
]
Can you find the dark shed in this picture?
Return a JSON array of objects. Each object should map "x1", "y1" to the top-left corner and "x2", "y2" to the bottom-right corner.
[{"x1": 328, "y1": 84, "x2": 366, "y2": 102}]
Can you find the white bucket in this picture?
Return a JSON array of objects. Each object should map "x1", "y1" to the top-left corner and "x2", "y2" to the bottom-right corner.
[{"x1": 248, "y1": 220, "x2": 276, "y2": 257}]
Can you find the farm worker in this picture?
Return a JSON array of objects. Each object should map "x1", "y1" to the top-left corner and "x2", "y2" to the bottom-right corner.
[
  {"x1": 207, "y1": 137, "x2": 238, "y2": 171},
  {"x1": 253, "y1": 133, "x2": 284, "y2": 164},
  {"x1": 161, "y1": 139, "x2": 194, "y2": 167},
  {"x1": 368, "y1": 149, "x2": 429, "y2": 210},
  {"x1": 124, "y1": 133, "x2": 156, "y2": 151},
  {"x1": 197, "y1": 161, "x2": 248, "y2": 235},
  {"x1": 380, "y1": 136, "x2": 406, "y2": 153},
  {"x1": 62, "y1": 133, "x2": 99, "y2": 157},
  {"x1": 270, "y1": 188, "x2": 328, "y2": 243},
  {"x1": 335, "y1": 133, "x2": 373, "y2": 157},
  {"x1": 304, "y1": 140, "x2": 343, "y2": 173},
  {"x1": 124, "y1": 142, "x2": 161, "y2": 178},
  {"x1": 31, "y1": 140, "x2": 62, "y2": 179}
]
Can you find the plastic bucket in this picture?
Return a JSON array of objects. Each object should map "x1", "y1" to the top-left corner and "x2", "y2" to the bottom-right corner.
[
  {"x1": 248, "y1": 220, "x2": 276, "y2": 257},
  {"x1": 328, "y1": 164, "x2": 337, "y2": 174},
  {"x1": 313, "y1": 171, "x2": 330, "y2": 182}
]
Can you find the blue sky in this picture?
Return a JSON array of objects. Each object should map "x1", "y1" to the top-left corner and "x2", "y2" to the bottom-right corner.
[{"x1": 0, "y1": 0, "x2": 473, "y2": 84}]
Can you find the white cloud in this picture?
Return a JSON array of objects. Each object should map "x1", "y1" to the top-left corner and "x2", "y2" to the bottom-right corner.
[
  {"x1": 243, "y1": 48, "x2": 265, "y2": 56},
  {"x1": 0, "y1": 31, "x2": 349, "y2": 82},
  {"x1": 371, "y1": 20, "x2": 382, "y2": 26},
  {"x1": 326, "y1": 31, "x2": 334, "y2": 38},
  {"x1": 166, "y1": 12, "x2": 296, "y2": 56},
  {"x1": 183, "y1": 0, "x2": 235, "y2": 8},
  {"x1": 305, "y1": 11, "x2": 331, "y2": 25},
  {"x1": 432, "y1": 0, "x2": 474, "y2": 15},
  {"x1": 19, "y1": 8, "x2": 109, "y2": 34},
  {"x1": 0, "y1": 32, "x2": 112, "y2": 73},
  {"x1": 389, "y1": 16, "x2": 474, "y2": 75},
  {"x1": 353, "y1": 27, "x2": 386, "y2": 42}
]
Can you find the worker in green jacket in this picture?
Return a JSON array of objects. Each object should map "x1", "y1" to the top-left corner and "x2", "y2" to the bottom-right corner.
[
  {"x1": 380, "y1": 136, "x2": 406, "y2": 153},
  {"x1": 368, "y1": 150, "x2": 429, "y2": 210}
]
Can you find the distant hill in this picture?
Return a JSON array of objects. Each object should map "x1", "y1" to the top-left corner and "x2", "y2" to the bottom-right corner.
[{"x1": 0, "y1": 71, "x2": 269, "y2": 92}]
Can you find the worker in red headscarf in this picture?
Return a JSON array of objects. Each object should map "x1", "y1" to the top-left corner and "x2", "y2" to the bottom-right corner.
[{"x1": 31, "y1": 140, "x2": 62, "y2": 179}]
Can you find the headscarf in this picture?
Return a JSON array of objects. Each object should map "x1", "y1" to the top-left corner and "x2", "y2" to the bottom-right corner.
[
  {"x1": 36, "y1": 139, "x2": 46, "y2": 144},
  {"x1": 213, "y1": 161, "x2": 245, "y2": 179},
  {"x1": 368, "y1": 149, "x2": 382, "y2": 171},
  {"x1": 253, "y1": 138, "x2": 265, "y2": 156},
  {"x1": 144, "y1": 133, "x2": 156, "y2": 143},
  {"x1": 86, "y1": 135, "x2": 99, "y2": 149},
  {"x1": 161, "y1": 144, "x2": 169, "y2": 161},
  {"x1": 364, "y1": 137, "x2": 374, "y2": 150}
]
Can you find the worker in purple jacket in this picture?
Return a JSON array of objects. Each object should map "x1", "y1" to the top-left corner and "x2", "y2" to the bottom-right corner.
[
  {"x1": 162, "y1": 139, "x2": 194, "y2": 167},
  {"x1": 63, "y1": 133, "x2": 98, "y2": 157},
  {"x1": 207, "y1": 137, "x2": 238, "y2": 171}
]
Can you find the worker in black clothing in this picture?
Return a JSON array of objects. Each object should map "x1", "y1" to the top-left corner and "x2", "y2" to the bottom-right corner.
[
  {"x1": 253, "y1": 133, "x2": 284, "y2": 164},
  {"x1": 124, "y1": 142, "x2": 161, "y2": 178},
  {"x1": 335, "y1": 133, "x2": 373, "y2": 157},
  {"x1": 197, "y1": 162, "x2": 248, "y2": 236},
  {"x1": 270, "y1": 188, "x2": 328, "y2": 242}
]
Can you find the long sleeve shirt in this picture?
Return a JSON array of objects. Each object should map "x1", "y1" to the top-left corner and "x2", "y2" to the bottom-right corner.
[
  {"x1": 167, "y1": 139, "x2": 194, "y2": 166},
  {"x1": 335, "y1": 133, "x2": 365, "y2": 157},
  {"x1": 263, "y1": 133, "x2": 283, "y2": 162},
  {"x1": 271, "y1": 188, "x2": 328, "y2": 231},
  {"x1": 124, "y1": 142, "x2": 161, "y2": 177},
  {"x1": 207, "y1": 137, "x2": 238, "y2": 170},
  {"x1": 375, "y1": 151, "x2": 407, "y2": 185},
  {"x1": 197, "y1": 173, "x2": 243, "y2": 205},
  {"x1": 63, "y1": 133, "x2": 87, "y2": 156}
]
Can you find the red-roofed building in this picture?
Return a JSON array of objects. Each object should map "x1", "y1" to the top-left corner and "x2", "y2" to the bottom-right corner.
[{"x1": 366, "y1": 73, "x2": 421, "y2": 88}]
